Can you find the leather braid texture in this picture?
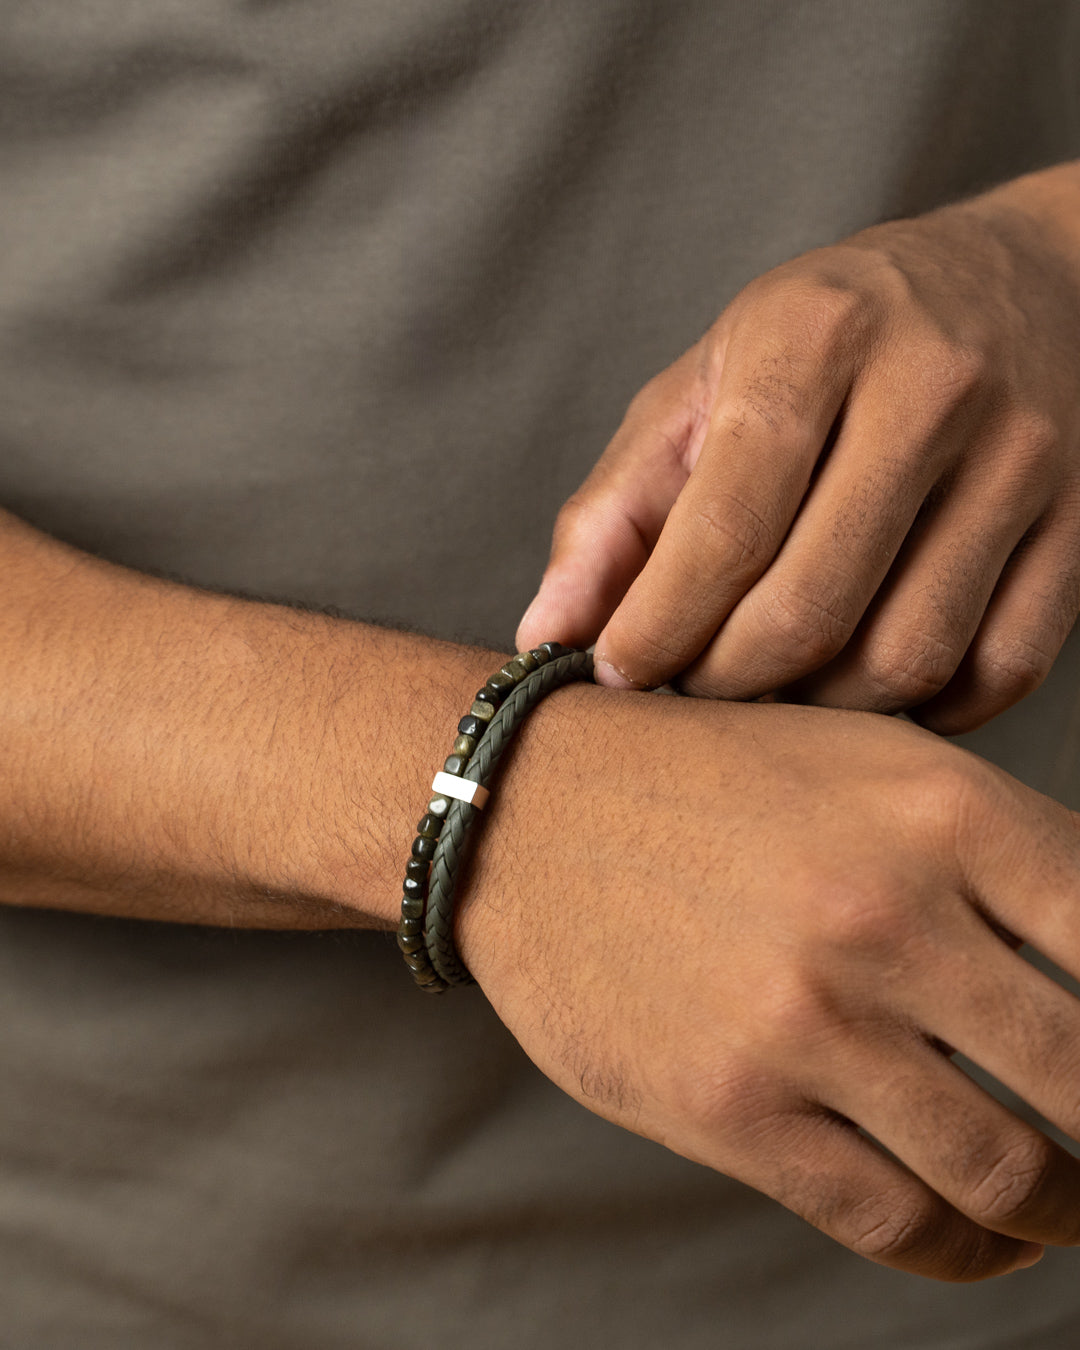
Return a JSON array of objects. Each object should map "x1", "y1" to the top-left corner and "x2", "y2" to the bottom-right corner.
[{"x1": 424, "y1": 649, "x2": 594, "y2": 986}]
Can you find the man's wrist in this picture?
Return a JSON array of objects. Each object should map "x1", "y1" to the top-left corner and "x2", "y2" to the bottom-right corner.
[
  {"x1": 236, "y1": 611, "x2": 510, "y2": 933},
  {"x1": 962, "y1": 159, "x2": 1080, "y2": 289}
]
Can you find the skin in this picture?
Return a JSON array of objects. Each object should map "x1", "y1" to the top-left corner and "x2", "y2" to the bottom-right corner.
[
  {"x1": 516, "y1": 161, "x2": 1080, "y2": 736},
  {"x1": 5, "y1": 506, "x2": 1080, "y2": 1282},
  {"x1": 8, "y1": 163, "x2": 1080, "y2": 1285},
  {"x1": 458, "y1": 687, "x2": 1080, "y2": 1282}
]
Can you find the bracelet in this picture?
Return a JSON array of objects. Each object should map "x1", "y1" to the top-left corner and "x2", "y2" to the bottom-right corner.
[{"x1": 398, "y1": 643, "x2": 594, "y2": 993}]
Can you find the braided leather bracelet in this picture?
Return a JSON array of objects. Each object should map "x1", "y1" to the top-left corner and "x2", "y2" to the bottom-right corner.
[{"x1": 398, "y1": 643, "x2": 594, "y2": 993}]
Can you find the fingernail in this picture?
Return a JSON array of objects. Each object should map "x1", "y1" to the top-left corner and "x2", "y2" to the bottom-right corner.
[
  {"x1": 593, "y1": 657, "x2": 637, "y2": 691},
  {"x1": 1010, "y1": 1242, "x2": 1044, "y2": 1272}
]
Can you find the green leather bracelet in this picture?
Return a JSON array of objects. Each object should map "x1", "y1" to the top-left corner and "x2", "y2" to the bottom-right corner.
[{"x1": 398, "y1": 643, "x2": 594, "y2": 993}]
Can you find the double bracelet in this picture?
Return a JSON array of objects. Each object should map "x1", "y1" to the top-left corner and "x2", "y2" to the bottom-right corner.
[{"x1": 398, "y1": 642, "x2": 594, "y2": 993}]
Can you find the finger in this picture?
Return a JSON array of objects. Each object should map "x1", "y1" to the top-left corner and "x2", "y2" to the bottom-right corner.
[
  {"x1": 516, "y1": 345, "x2": 710, "y2": 652},
  {"x1": 594, "y1": 294, "x2": 862, "y2": 689},
  {"x1": 699, "y1": 1102, "x2": 1043, "y2": 1280},
  {"x1": 905, "y1": 920, "x2": 1080, "y2": 1194},
  {"x1": 676, "y1": 361, "x2": 947, "y2": 698},
  {"x1": 912, "y1": 510, "x2": 1080, "y2": 735},
  {"x1": 822, "y1": 1024, "x2": 1080, "y2": 1249},
  {"x1": 950, "y1": 768, "x2": 1080, "y2": 1019},
  {"x1": 783, "y1": 463, "x2": 1039, "y2": 716}
]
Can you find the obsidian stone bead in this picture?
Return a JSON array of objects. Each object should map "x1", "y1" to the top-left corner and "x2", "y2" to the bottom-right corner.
[
  {"x1": 406, "y1": 858, "x2": 429, "y2": 882},
  {"x1": 399, "y1": 916, "x2": 422, "y2": 937},
  {"x1": 458, "y1": 714, "x2": 485, "y2": 739},
  {"x1": 443, "y1": 753, "x2": 468, "y2": 776},
  {"x1": 469, "y1": 699, "x2": 495, "y2": 722},
  {"x1": 401, "y1": 890, "x2": 424, "y2": 917},
  {"x1": 452, "y1": 733, "x2": 476, "y2": 758},
  {"x1": 411, "y1": 835, "x2": 436, "y2": 862},
  {"x1": 427, "y1": 794, "x2": 451, "y2": 818},
  {"x1": 485, "y1": 671, "x2": 516, "y2": 697},
  {"x1": 535, "y1": 641, "x2": 567, "y2": 662},
  {"x1": 397, "y1": 931, "x2": 423, "y2": 955},
  {"x1": 402, "y1": 877, "x2": 424, "y2": 902},
  {"x1": 404, "y1": 951, "x2": 432, "y2": 974},
  {"x1": 416, "y1": 813, "x2": 442, "y2": 839},
  {"x1": 473, "y1": 687, "x2": 502, "y2": 709},
  {"x1": 528, "y1": 647, "x2": 549, "y2": 666},
  {"x1": 510, "y1": 651, "x2": 539, "y2": 677}
]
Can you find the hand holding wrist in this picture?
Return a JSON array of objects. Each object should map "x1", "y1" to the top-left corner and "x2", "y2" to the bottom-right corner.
[{"x1": 455, "y1": 688, "x2": 1080, "y2": 1281}]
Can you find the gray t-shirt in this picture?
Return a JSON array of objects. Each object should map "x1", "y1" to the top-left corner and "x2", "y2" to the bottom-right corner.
[{"x1": 2, "y1": 2, "x2": 1080, "y2": 1345}]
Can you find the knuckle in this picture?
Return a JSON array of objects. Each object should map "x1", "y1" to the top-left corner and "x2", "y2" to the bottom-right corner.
[
  {"x1": 688, "y1": 487, "x2": 779, "y2": 577},
  {"x1": 807, "y1": 874, "x2": 923, "y2": 964},
  {"x1": 915, "y1": 340, "x2": 990, "y2": 412},
  {"x1": 974, "y1": 630, "x2": 1056, "y2": 703},
  {"x1": 751, "y1": 969, "x2": 843, "y2": 1052},
  {"x1": 669, "y1": 1056, "x2": 778, "y2": 1139},
  {"x1": 894, "y1": 754, "x2": 967, "y2": 819},
  {"x1": 846, "y1": 1192, "x2": 943, "y2": 1265},
  {"x1": 1006, "y1": 409, "x2": 1060, "y2": 469},
  {"x1": 966, "y1": 1135, "x2": 1055, "y2": 1227},
  {"x1": 756, "y1": 576, "x2": 858, "y2": 668},
  {"x1": 913, "y1": 759, "x2": 984, "y2": 819},
  {"x1": 786, "y1": 281, "x2": 873, "y2": 349},
  {"x1": 893, "y1": 753, "x2": 1005, "y2": 860},
  {"x1": 859, "y1": 631, "x2": 963, "y2": 708}
]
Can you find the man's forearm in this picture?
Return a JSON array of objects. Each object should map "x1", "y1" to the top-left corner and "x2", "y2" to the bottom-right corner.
[{"x1": 0, "y1": 506, "x2": 506, "y2": 930}]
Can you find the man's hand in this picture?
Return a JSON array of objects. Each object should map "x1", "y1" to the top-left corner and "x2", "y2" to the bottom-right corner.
[
  {"x1": 517, "y1": 162, "x2": 1080, "y2": 734},
  {"x1": 459, "y1": 687, "x2": 1080, "y2": 1280}
]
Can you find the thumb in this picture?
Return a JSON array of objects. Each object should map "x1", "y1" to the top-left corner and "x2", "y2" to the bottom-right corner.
[{"x1": 516, "y1": 395, "x2": 701, "y2": 653}]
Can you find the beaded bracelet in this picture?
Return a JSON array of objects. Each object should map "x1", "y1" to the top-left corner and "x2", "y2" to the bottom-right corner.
[{"x1": 397, "y1": 642, "x2": 594, "y2": 993}]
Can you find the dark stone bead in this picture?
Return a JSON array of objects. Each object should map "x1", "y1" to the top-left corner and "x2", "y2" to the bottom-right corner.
[
  {"x1": 427, "y1": 794, "x2": 450, "y2": 818},
  {"x1": 498, "y1": 663, "x2": 524, "y2": 685},
  {"x1": 416, "y1": 813, "x2": 442, "y2": 839},
  {"x1": 402, "y1": 878, "x2": 424, "y2": 903},
  {"x1": 469, "y1": 699, "x2": 495, "y2": 722},
  {"x1": 396, "y1": 931, "x2": 423, "y2": 955},
  {"x1": 398, "y1": 916, "x2": 422, "y2": 937},
  {"x1": 400, "y1": 891, "x2": 424, "y2": 918},
  {"x1": 404, "y1": 951, "x2": 432, "y2": 974},
  {"x1": 443, "y1": 753, "x2": 468, "y2": 776},
  {"x1": 418, "y1": 980, "x2": 445, "y2": 994},
  {"x1": 458, "y1": 714, "x2": 485, "y2": 739},
  {"x1": 452, "y1": 733, "x2": 476, "y2": 758},
  {"x1": 528, "y1": 647, "x2": 550, "y2": 666},
  {"x1": 485, "y1": 671, "x2": 516, "y2": 697},
  {"x1": 411, "y1": 835, "x2": 436, "y2": 862},
  {"x1": 473, "y1": 687, "x2": 502, "y2": 709},
  {"x1": 510, "y1": 652, "x2": 539, "y2": 677},
  {"x1": 405, "y1": 858, "x2": 429, "y2": 882},
  {"x1": 536, "y1": 641, "x2": 568, "y2": 662}
]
